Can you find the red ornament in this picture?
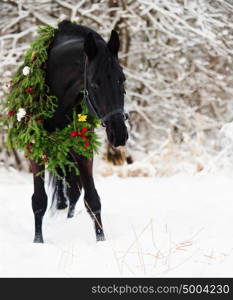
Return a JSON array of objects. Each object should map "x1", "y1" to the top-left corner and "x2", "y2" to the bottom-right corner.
[
  {"x1": 37, "y1": 119, "x2": 44, "y2": 123},
  {"x1": 25, "y1": 87, "x2": 33, "y2": 93}
]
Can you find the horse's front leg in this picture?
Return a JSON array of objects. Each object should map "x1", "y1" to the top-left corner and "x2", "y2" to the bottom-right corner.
[
  {"x1": 30, "y1": 160, "x2": 47, "y2": 243},
  {"x1": 75, "y1": 155, "x2": 105, "y2": 241}
]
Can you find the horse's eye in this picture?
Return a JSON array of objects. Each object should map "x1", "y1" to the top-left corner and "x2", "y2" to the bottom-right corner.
[{"x1": 90, "y1": 83, "x2": 99, "y2": 90}]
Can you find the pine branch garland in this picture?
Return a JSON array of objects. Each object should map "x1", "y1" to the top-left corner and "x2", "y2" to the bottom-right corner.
[{"x1": 0, "y1": 25, "x2": 100, "y2": 178}]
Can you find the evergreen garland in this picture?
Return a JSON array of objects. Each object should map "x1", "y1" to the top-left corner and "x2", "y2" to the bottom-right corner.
[{"x1": 1, "y1": 25, "x2": 100, "y2": 178}]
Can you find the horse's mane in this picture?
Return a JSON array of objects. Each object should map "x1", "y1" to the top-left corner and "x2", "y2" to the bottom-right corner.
[{"x1": 56, "y1": 20, "x2": 104, "y2": 42}]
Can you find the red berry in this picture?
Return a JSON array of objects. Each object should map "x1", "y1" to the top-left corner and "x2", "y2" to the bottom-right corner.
[
  {"x1": 8, "y1": 110, "x2": 15, "y2": 116},
  {"x1": 43, "y1": 157, "x2": 48, "y2": 163},
  {"x1": 25, "y1": 87, "x2": 33, "y2": 93}
]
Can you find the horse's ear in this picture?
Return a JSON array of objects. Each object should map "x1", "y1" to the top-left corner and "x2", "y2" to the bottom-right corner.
[
  {"x1": 84, "y1": 32, "x2": 98, "y2": 60},
  {"x1": 108, "y1": 30, "x2": 120, "y2": 56}
]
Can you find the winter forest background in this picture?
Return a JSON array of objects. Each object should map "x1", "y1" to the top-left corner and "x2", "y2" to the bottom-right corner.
[
  {"x1": 1, "y1": 0, "x2": 233, "y2": 176},
  {"x1": 1, "y1": 0, "x2": 233, "y2": 278}
]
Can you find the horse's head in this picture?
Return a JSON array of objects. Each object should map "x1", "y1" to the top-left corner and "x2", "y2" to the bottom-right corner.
[{"x1": 84, "y1": 30, "x2": 128, "y2": 147}]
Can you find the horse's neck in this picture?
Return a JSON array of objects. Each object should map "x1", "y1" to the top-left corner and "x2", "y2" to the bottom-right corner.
[
  {"x1": 47, "y1": 38, "x2": 85, "y2": 91},
  {"x1": 45, "y1": 41, "x2": 85, "y2": 132}
]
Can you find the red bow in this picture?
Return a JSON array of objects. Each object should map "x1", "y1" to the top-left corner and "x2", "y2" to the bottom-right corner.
[{"x1": 70, "y1": 128, "x2": 89, "y2": 149}]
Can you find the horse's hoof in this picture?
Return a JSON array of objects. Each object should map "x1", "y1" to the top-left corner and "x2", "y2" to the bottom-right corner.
[
  {"x1": 57, "y1": 201, "x2": 68, "y2": 210},
  {"x1": 67, "y1": 205, "x2": 75, "y2": 218},
  {"x1": 96, "y1": 234, "x2": 106, "y2": 242},
  {"x1": 67, "y1": 211, "x2": 74, "y2": 218},
  {"x1": 33, "y1": 236, "x2": 44, "y2": 243}
]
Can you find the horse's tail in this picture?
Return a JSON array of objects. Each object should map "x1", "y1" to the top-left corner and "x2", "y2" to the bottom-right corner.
[{"x1": 48, "y1": 168, "x2": 68, "y2": 213}]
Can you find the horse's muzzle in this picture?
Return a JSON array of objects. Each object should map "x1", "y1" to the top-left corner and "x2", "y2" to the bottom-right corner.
[
  {"x1": 105, "y1": 114, "x2": 128, "y2": 147},
  {"x1": 110, "y1": 130, "x2": 128, "y2": 147}
]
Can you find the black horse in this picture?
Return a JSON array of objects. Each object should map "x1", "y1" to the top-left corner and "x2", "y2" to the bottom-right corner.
[{"x1": 30, "y1": 20, "x2": 128, "y2": 243}]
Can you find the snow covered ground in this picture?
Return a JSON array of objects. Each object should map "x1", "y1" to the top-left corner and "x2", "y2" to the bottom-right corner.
[{"x1": 0, "y1": 167, "x2": 233, "y2": 277}]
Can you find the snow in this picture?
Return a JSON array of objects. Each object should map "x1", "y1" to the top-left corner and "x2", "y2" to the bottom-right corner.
[{"x1": 0, "y1": 167, "x2": 233, "y2": 277}]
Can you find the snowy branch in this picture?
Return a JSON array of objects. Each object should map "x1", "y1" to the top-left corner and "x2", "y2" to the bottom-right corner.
[{"x1": 1, "y1": 0, "x2": 233, "y2": 175}]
